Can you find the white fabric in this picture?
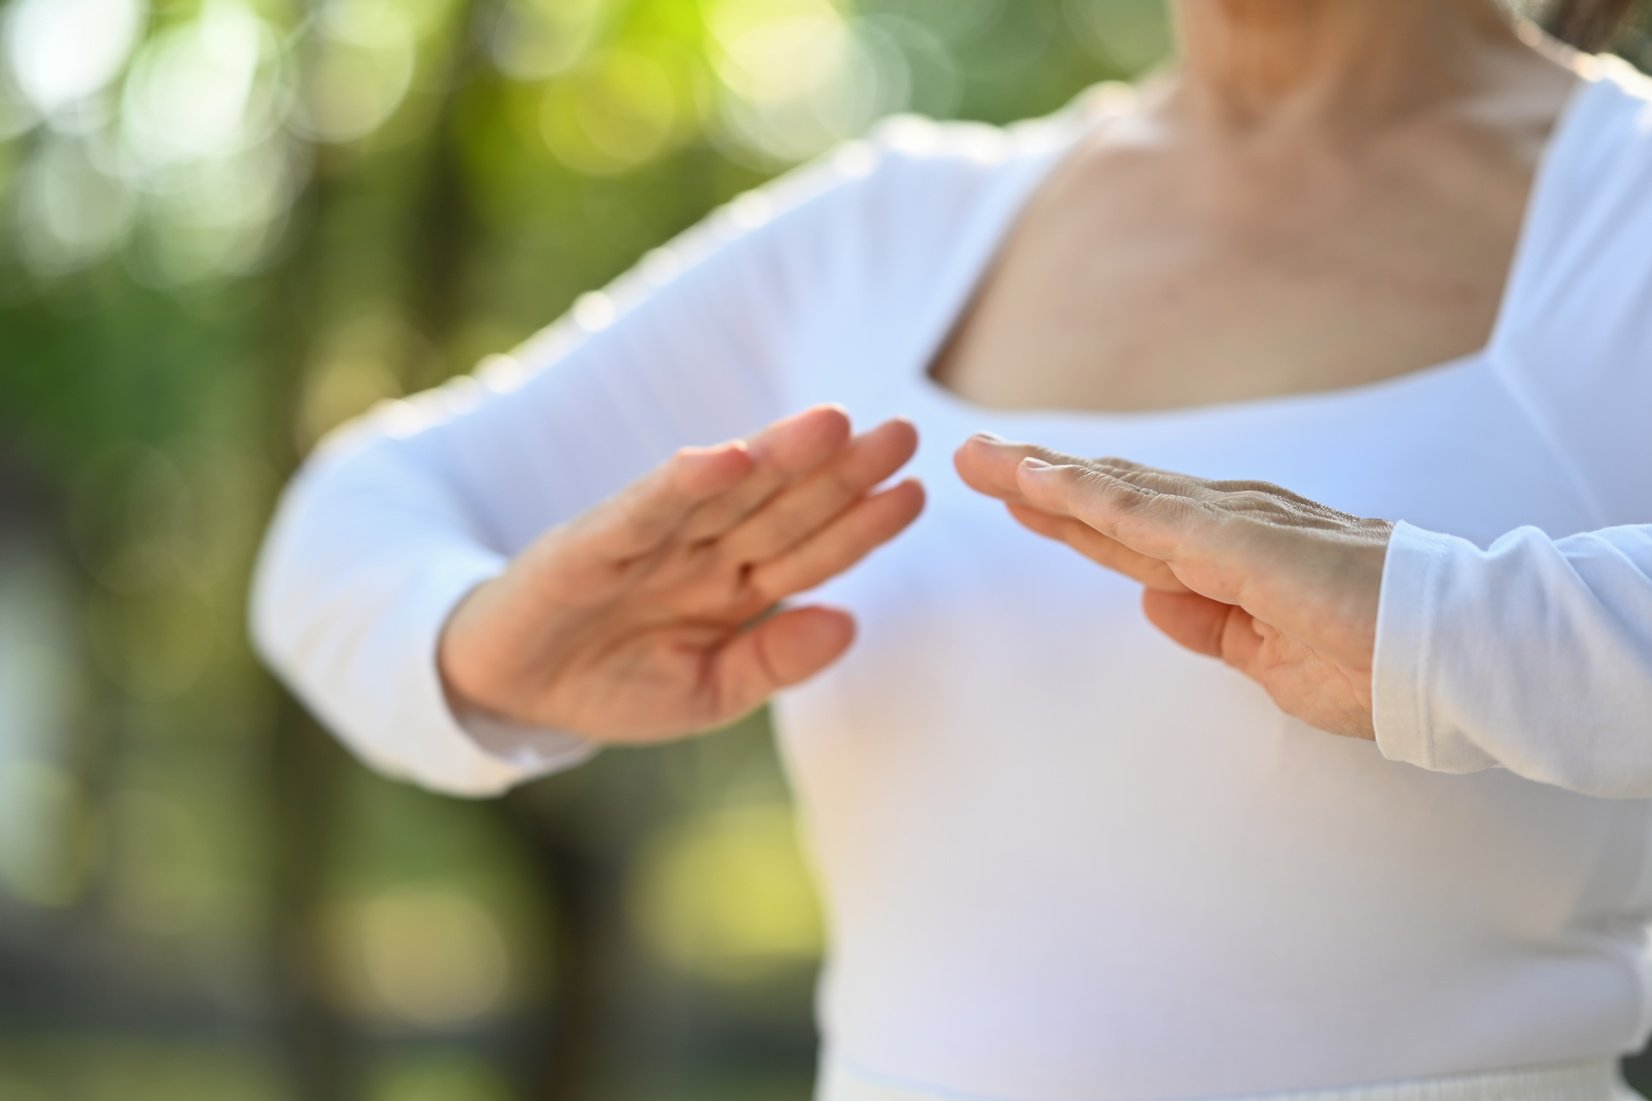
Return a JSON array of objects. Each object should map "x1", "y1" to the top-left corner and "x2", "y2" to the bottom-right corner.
[
  {"x1": 820, "y1": 1055, "x2": 1642, "y2": 1101},
  {"x1": 251, "y1": 56, "x2": 1652, "y2": 1101},
  {"x1": 1375, "y1": 523, "x2": 1652, "y2": 797}
]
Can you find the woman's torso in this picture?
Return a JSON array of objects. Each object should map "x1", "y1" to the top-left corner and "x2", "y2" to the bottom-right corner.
[{"x1": 764, "y1": 64, "x2": 1652, "y2": 1101}]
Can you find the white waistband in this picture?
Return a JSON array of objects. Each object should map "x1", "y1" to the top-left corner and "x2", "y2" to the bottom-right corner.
[{"x1": 816, "y1": 1055, "x2": 1641, "y2": 1101}]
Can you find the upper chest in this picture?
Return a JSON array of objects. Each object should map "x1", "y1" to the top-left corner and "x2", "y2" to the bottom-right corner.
[{"x1": 928, "y1": 125, "x2": 1540, "y2": 414}]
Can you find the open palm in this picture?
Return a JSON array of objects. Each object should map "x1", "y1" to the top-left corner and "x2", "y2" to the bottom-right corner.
[{"x1": 439, "y1": 406, "x2": 924, "y2": 743}]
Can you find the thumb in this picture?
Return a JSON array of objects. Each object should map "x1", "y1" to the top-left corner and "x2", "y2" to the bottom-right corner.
[
  {"x1": 1141, "y1": 589, "x2": 1266, "y2": 678},
  {"x1": 710, "y1": 605, "x2": 856, "y2": 721}
]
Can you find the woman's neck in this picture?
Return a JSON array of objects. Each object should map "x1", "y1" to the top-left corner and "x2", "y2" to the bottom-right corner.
[{"x1": 1165, "y1": 0, "x2": 1528, "y2": 131}]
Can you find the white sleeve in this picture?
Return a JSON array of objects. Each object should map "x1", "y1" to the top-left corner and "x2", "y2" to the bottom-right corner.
[
  {"x1": 248, "y1": 142, "x2": 876, "y2": 799},
  {"x1": 1372, "y1": 521, "x2": 1652, "y2": 799}
]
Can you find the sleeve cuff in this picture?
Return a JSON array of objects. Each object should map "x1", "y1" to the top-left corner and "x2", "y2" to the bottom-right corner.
[
  {"x1": 1371, "y1": 521, "x2": 1500, "y2": 776},
  {"x1": 385, "y1": 550, "x2": 602, "y2": 797},
  {"x1": 1371, "y1": 520, "x2": 1453, "y2": 771}
]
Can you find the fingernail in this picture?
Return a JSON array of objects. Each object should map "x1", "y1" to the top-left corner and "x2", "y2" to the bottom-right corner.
[
  {"x1": 1019, "y1": 457, "x2": 1054, "y2": 473},
  {"x1": 971, "y1": 431, "x2": 1006, "y2": 444}
]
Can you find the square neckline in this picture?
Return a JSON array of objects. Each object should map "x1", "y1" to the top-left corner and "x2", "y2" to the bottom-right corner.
[{"x1": 904, "y1": 63, "x2": 1606, "y2": 430}]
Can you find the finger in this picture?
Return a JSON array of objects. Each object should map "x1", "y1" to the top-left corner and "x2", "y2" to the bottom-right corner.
[
  {"x1": 723, "y1": 418, "x2": 919, "y2": 563},
  {"x1": 953, "y1": 433, "x2": 1086, "y2": 505},
  {"x1": 1005, "y1": 503, "x2": 1189, "y2": 592},
  {"x1": 750, "y1": 478, "x2": 925, "y2": 599},
  {"x1": 551, "y1": 442, "x2": 754, "y2": 568},
  {"x1": 955, "y1": 434, "x2": 1211, "y2": 504},
  {"x1": 1016, "y1": 458, "x2": 1206, "y2": 564},
  {"x1": 678, "y1": 405, "x2": 853, "y2": 541},
  {"x1": 710, "y1": 605, "x2": 857, "y2": 720}
]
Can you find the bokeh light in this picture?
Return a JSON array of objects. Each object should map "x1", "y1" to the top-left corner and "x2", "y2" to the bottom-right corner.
[
  {"x1": 4, "y1": 0, "x2": 146, "y2": 117},
  {"x1": 293, "y1": 0, "x2": 417, "y2": 145},
  {"x1": 121, "y1": 1, "x2": 275, "y2": 167},
  {"x1": 540, "y1": 46, "x2": 687, "y2": 175},
  {"x1": 633, "y1": 801, "x2": 823, "y2": 984},
  {"x1": 709, "y1": 0, "x2": 905, "y2": 164},
  {"x1": 489, "y1": 0, "x2": 607, "y2": 82},
  {"x1": 323, "y1": 886, "x2": 511, "y2": 1028},
  {"x1": 13, "y1": 136, "x2": 135, "y2": 277}
]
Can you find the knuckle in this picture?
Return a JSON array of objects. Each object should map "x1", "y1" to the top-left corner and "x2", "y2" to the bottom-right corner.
[
  {"x1": 1105, "y1": 465, "x2": 1148, "y2": 488},
  {"x1": 1069, "y1": 468, "x2": 1123, "y2": 503},
  {"x1": 1213, "y1": 479, "x2": 1309, "y2": 508},
  {"x1": 1224, "y1": 488, "x2": 1280, "y2": 513},
  {"x1": 1103, "y1": 477, "x2": 1158, "y2": 510},
  {"x1": 1112, "y1": 466, "x2": 1178, "y2": 497}
]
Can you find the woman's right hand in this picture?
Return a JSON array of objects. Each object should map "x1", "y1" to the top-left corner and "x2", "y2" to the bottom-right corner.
[{"x1": 437, "y1": 405, "x2": 923, "y2": 745}]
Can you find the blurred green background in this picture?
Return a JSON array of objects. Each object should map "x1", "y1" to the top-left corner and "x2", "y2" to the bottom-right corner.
[{"x1": 1, "y1": 1, "x2": 1650, "y2": 1099}]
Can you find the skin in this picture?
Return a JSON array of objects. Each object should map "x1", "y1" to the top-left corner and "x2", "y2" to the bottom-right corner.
[
  {"x1": 955, "y1": 436, "x2": 1390, "y2": 739},
  {"x1": 928, "y1": 1, "x2": 1582, "y2": 415},
  {"x1": 439, "y1": 405, "x2": 924, "y2": 742},
  {"x1": 438, "y1": 0, "x2": 1585, "y2": 744}
]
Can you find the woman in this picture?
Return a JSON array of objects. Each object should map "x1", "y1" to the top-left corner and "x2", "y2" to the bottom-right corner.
[{"x1": 250, "y1": 1, "x2": 1652, "y2": 1098}]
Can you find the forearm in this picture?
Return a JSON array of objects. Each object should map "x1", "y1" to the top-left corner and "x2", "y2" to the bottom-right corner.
[{"x1": 249, "y1": 414, "x2": 602, "y2": 797}]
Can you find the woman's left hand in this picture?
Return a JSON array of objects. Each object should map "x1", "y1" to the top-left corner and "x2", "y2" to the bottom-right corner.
[{"x1": 955, "y1": 435, "x2": 1395, "y2": 740}]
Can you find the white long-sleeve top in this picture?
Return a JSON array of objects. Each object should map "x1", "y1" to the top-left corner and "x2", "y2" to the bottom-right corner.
[
  {"x1": 251, "y1": 56, "x2": 1652, "y2": 1101},
  {"x1": 1376, "y1": 524, "x2": 1652, "y2": 799}
]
